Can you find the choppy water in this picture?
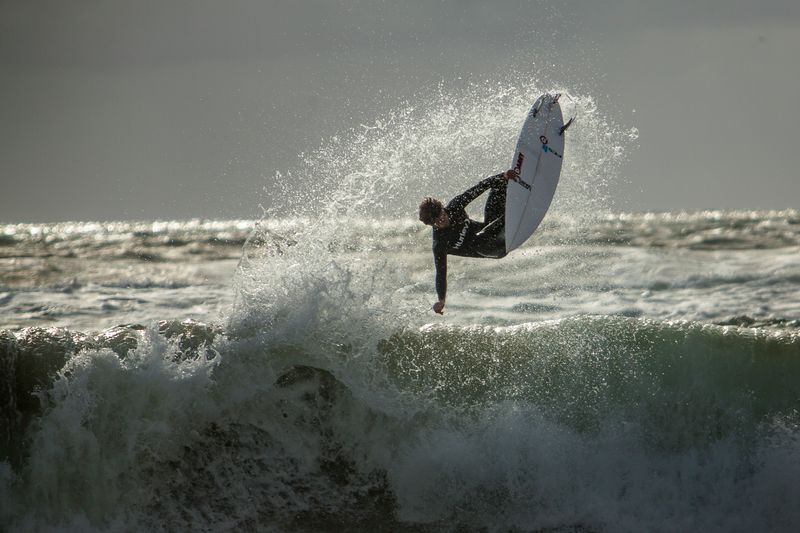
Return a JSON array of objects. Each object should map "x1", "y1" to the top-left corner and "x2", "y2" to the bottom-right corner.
[
  {"x1": 4, "y1": 211, "x2": 798, "y2": 331},
  {"x1": 2, "y1": 83, "x2": 799, "y2": 532}
]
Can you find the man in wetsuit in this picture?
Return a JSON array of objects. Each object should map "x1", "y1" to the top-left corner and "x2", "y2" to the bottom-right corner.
[{"x1": 418, "y1": 168, "x2": 519, "y2": 314}]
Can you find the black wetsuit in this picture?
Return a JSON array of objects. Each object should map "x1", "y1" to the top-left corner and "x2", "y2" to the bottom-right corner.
[{"x1": 432, "y1": 173, "x2": 508, "y2": 302}]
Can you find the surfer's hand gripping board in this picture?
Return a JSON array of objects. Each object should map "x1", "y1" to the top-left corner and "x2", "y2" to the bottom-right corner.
[{"x1": 503, "y1": 168, "x2": 519, "y2": 183}]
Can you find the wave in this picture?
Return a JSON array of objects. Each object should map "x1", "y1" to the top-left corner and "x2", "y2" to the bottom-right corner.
[
  {"x1": 587, "y1": 210, "x2": 800, "y2": 249},
  {"x1": 715, "y1": 315, "x2": 800, "y2": 329},
  {"x1": 0, "y1": 219, "x2": 252, "y2": 265},
  {"x1": 2, "y1": 210, "x2": 798, "y2": 277},
  {"x1": 2, "y1": 316, "x2": 800, "y2": 531}
]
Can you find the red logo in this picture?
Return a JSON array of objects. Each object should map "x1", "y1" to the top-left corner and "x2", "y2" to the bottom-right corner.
[{"x1": 514, "y1": 152, "x2": 525, "y2": 173}]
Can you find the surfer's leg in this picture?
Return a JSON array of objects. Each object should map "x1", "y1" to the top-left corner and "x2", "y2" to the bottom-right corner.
[
  {"x1": 482, "y1": 183, "x2": 507, "y2": 254},
  {"x1": 483, "y1": 182, "x2": 507, "y2": 226}
]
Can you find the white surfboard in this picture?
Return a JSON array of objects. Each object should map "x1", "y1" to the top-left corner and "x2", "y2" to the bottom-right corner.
[{"x1": 505, "y1": 94, "x2": 570, "y2": 253}]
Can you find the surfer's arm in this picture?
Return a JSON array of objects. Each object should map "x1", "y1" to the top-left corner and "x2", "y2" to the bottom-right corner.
[
  {"x1": 433, "y1": 245, "x2": 447, "y2": 313},
  {"x1": 446, "y1": 174, "x2": 506, "y2": 213}
]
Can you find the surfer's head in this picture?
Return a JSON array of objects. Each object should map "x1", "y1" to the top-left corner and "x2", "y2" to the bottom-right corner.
[{"x1": 419, "y1": 197, "x2": 447, "y2": 227}]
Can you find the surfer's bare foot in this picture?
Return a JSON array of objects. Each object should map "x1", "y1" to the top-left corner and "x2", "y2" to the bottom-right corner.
[{"x1": 503, "y1": 169, "x2": 519, "y2": 182}]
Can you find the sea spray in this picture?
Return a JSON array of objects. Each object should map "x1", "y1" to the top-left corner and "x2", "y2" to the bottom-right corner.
[
  {"x1": 232, "y1": 83, "x2": 635, "y2": 337},
  {"x1": 266, "y1": 83, "x2": 635, "y2": 225}
]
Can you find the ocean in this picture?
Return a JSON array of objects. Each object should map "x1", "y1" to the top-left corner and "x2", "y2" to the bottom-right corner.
[{"x1": 2, "y1": 87, "x2": 800, "y2": 531}]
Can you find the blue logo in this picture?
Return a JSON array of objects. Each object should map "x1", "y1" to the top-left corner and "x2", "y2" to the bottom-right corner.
[{"x1": 540, "y1": 135, "x2": 563, "y2": 159}]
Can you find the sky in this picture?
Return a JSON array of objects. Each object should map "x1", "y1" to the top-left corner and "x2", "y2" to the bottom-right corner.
[{"x1": 2, "y1": 0, "x2": 799, "y2": 222}]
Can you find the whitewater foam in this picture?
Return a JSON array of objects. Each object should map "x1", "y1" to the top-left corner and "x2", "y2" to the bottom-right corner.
[{"x1": 3, "y1": 317, "x2": 799, "y2": 531}]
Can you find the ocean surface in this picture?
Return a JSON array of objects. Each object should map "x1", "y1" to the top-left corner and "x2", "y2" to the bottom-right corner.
[{"x1": 2, "y1": 86, "x2": 800, "y2": 532}]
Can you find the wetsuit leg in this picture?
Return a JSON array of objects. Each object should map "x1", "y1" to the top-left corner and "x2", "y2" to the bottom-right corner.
[
  {"x1": 479, "y1": 182, "x2": 508, "y2": 257},
  {"x1": 483, "y1": 182, "x2": 507, "y2": 228}
]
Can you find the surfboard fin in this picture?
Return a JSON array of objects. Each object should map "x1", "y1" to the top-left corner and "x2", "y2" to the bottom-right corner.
[
  {"x1": 559, "y1": 117, "x2": 575, "y2": 136},
  {"x1": 545, "y1": 93, "x2": 562, "y2": 112}
]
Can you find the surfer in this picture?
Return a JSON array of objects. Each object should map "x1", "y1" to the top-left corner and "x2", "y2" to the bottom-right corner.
[{"x1": 419, "y1": 169, "x2": 518, "y2": 314}]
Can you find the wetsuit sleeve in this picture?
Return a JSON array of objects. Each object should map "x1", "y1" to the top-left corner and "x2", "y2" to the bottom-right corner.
[
  {"x1": 445, "y1": 174, "x2": 505, "y2": 213},
  {"x1": 433, "y1": 241, "x2": 447, "y2": 302}
]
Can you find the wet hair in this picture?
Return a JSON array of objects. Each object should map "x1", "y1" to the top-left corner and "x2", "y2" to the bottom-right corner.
[{"x1": 419, "y1": 197, "x2": 443, "y2": 225}]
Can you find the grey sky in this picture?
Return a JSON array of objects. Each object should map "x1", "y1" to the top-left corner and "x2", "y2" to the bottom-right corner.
[{"x1": 2, "y1": 0, "x2": 799, "y2": 222}]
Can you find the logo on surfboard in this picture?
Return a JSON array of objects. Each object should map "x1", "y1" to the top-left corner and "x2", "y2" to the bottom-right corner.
[
  {"x1": 513, "y1": 152, "x2": 532, "y2": 190},
  {"x1": 540, "y1": 135, "x2": 563, "y2": 159}
]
